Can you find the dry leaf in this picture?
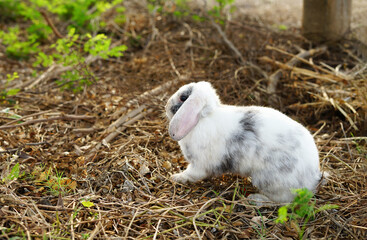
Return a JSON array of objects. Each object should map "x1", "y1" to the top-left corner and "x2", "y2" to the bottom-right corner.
[
  {"x1": 139, "y1": 164, "x2": 150, "y2": 175},
  {"x1": 57, "y1": 192, "x2": 64, "y2": 208},
  {"x1": 162, "y1": 161, "x2": 172, "y2": 170},
  {"x1": 238, "y1": 229, "x2": 253, "y2": 238},
  {"x1": 250, "y1": 216, "x2": 268, "y2": 228}
]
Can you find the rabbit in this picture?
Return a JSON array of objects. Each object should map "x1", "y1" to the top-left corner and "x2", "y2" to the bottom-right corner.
[{"x1": 165, "y1": 81, "x2": 325, "y2": 203}]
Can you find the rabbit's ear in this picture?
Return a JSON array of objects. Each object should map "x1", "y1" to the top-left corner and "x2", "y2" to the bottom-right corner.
[{"x1": 169, "y1": 97, "x2": 203, "y2": 141}]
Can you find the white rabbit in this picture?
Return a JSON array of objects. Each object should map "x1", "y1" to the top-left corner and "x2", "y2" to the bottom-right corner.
[{"x1": 165, "y1": 81, "x2": 324, "y2": 203}]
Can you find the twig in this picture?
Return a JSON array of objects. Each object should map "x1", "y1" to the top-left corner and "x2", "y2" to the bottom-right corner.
[
  {"x1": 107, "y1": 105, "x2": 147, "y2": 133},
  {"x1": 87, "y1": 108, "x2": 153, "y2": 158},
  {"x1": 259, "y1": 56, "x2": 338, "y2": 83},
  {"x1": 183, "y1": 23, "x2": 195, "y2": 70},
  {"x1": 39, "y1": 9, "x2": 64, "y2": 39},
  {"x1": 210, "y1": 18, "x2": 244, "y2": 64},
  {"x1": 0, "y1": 142, "x2": 51, "y2": 154},
  {"x1": 153, "y1": 219, "x2": 162, "y2": 240},
  {"x1": 70, "y1": 202, "x2": 76, "y2": 240},
  {"x1": 0, "y1": 114, "x2": 95, "y2": 130},
  {"x1": 324, "y1": 211, "x2": 359, "y2": 240},
  {"x1": 144, "y1": 6, "x2": 159, "y2": 52},
  {"x1": 266, "y1": 45, "x2": 328, "y2": 95},
  {"x1": 125, "y1": 209, "x2": 140, "y2": 239},
  {"x1": 72, "y1": 127, "x2": 99, "y2": 133},
  {"x1": 340, "y1": 122, "x2": 353, "y2": 160},
  {"x1": 87, "y1": 222, "x2": 102, "y2": 240},
  {"x1": 192, "y1": 198, "x2": 218, "y2": 240},
  {"x1": 1, "y1": 110, "x2": 52, "y2": 126},
  {"x1": 22, "y1": 65, "x2": 58, "y2": 90},
  {"x1": 23, "y1": 55, "x2": 98, "y2": 90},
  {"x1": 163, "y1": 37, "x2": 181, "y2": 77},
  {"x1": 266, "y1": 45, "x2": 329, "y2": 75}
]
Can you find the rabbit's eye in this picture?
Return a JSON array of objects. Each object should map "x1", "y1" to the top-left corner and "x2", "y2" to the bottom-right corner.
[
  {"x1": 180, "y1": 94, "x2": 188, "y2": 102},
  {"x1": 179, "y1": 86, "x2": 192, "y2": 102}
]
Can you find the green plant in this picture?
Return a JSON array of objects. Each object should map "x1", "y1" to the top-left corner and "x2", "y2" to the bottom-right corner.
[
  {"x1": 1, "y1": 72, "x2": 20, "y2": 102},
  {"x1": 82, "y1": 233, "x2": 90, "y2": 239},
  {"x1": 0, "y1": 27, "x2": 40, "y2": 59},
  {"x1": 34, "y1": 28, "x2": 127, "y2": 92},
  {"x1": 0, "y1": 0, "x2": 24, "y2": 21},
  {"x1": 46, "y1": 0, "x2": 124, "y2": 32},
  {"x1": 275, "y1": 188, "x2": 338, "y2": 239},
  {"x1": 81, "y1": 200, "x2": 95, "y2": 208},
  {"x1": 0, "y1": 0, "x2": 124, "y2": 60},
  {"x1": 208, "y1": 0, "x2": 235, "y2": 24},
  {"x1": 2, "y1": 163, "x2": 21, "y2": 183},
  {"x1": 36, "y1": 166, "x2": 77, "y2": 196},
  {"x1": 251, "y1": 210, "x2": 267, "y2": 240}
]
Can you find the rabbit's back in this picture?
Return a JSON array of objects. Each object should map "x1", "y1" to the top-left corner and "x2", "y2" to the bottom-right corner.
[{"x1": 236, "y1": 106, "x2": 321, "y2": 202}]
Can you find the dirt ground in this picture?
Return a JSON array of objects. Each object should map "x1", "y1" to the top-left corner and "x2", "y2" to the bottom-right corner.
[{"x1": 1, "y1": 0, "x2": 366, "y2": 239}]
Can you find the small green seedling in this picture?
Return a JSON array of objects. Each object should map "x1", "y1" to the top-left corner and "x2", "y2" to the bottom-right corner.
[
  {"x1": 2, "y1": 163, "x2": 21, "y2": 183},
  {"x1": 275, "y1": 188, "x2": 338, "y2": 239},
  {"x1": 1, "y1": 72, "x2": 20, "y2": 102}
]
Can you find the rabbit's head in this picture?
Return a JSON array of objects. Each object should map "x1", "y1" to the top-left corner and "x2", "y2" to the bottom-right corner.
[{"x1": 165, "y1": 82, "x2": 220, "y2": 141}]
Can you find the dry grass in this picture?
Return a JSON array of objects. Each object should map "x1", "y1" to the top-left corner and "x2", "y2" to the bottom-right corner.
[{"x1": 1, "y1": 2, "x2": 366, "y2": 239}]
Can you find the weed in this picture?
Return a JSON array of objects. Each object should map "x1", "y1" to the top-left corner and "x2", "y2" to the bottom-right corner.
[
  {"x1": 81, "y1": 200, "x2": 95, "y2": 208},
  {"x1": 1, "y1": 72, "x2": 20, "y2": 102},
  {"x1": 147, "y1": 0, "x2": 235, "y2": 24},
  {"x1": 275, "y1": 188, "x2": 338, "y2": 239},
  {"x1": 33, "y1": 28, "x2": 127, "y2": 92},
  {"x1": 0, "y1": 27, "x2": 40, "y2": 59},
  {"x1": 0, "y1": 0, "x2": 127, "y2": 92},
  {"x1": 209, "y1": 0, "x2": 235, "y2": 22},
  {"x1": 2, "y1": 163, "x2": 21, "y2": 183},
  {"x1": 35, "y1": 166, "x2": 77, "y2": 196},
  {"x1": 82, "y1": 233, "x2": 90, "y2": 239}
]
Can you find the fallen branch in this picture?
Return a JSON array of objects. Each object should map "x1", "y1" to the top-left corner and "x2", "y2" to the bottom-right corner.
[
  {"x1": 39, "y1": 9, "x2": 64, "y2": 39},
  {"x1": 87, "y1": 108, "x2": 153, "y2": 159},
  {"x1": 0, "y1": 114, "x2": 95, "y2": 130},
  {"x1": 210, "y1": 18, "x2": 244, "y2": 64},
  {"x1": 1, "y1": 110, "x2": 52, "y2": 126},
  {"x1": 0, "y1": 142, "x2": 50, "y2": 154},
  {"x1": 15, "y1": 39, "x2": 122, "y2": 90},
  {"x1": 260, "y1": 56, "x2": 339, "y2": 84},
  {"x1": 72, "y1": 127, "x2": 99, "y2": 133},
  {"x1": 108, "y1": 105, "x2": 147, "y2": 133},
  {"x1": 266, "y1": 45, "x2": 329, "y2": 75},
  {"x1": 87, "y1": 222, "x2": 102, "y2": 240},
  {"x1": 266, "y1": 45, "x2": 328, "y2": 95},
  {"x1": 21, "y1": 55, "x2": 98, "y2": 90}
]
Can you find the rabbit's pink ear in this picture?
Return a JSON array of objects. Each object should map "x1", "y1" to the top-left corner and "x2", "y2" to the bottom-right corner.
[{"x1": 169, "y1": 97, "x2": 203, "y2": 141}]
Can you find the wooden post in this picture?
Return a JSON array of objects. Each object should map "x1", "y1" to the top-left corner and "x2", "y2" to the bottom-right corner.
[{"x1": 302, "y1": 0, "x2": 352, "y2": 43}]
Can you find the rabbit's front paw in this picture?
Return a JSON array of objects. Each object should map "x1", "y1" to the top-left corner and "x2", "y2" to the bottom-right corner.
[{"x1": 172, "y1": 172, "x2": 191, "y2": 184}]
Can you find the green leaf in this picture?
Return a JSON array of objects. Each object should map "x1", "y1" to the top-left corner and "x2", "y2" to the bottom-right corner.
[
  {"x1": 6, "y1": 88, "x2": 20, "y2": 96},
  {"x1": 7, "y1": 163, "x2": 20, "y2": 181},
  {"x1": 277, "y1": 24, "x2": 288, "y2": 31},
  {"x1": 81, "y1": 200, "x2": 94, "y2": 208},
  {"x1": 6, "y1": 72, "x2": 19, "y2": 82},
  {"x1": 275, "y1": 206, "x2": 289, "y2": 223},
  {"x1": 316, "y1": 204, "x2": 339, "y2": 213}
]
